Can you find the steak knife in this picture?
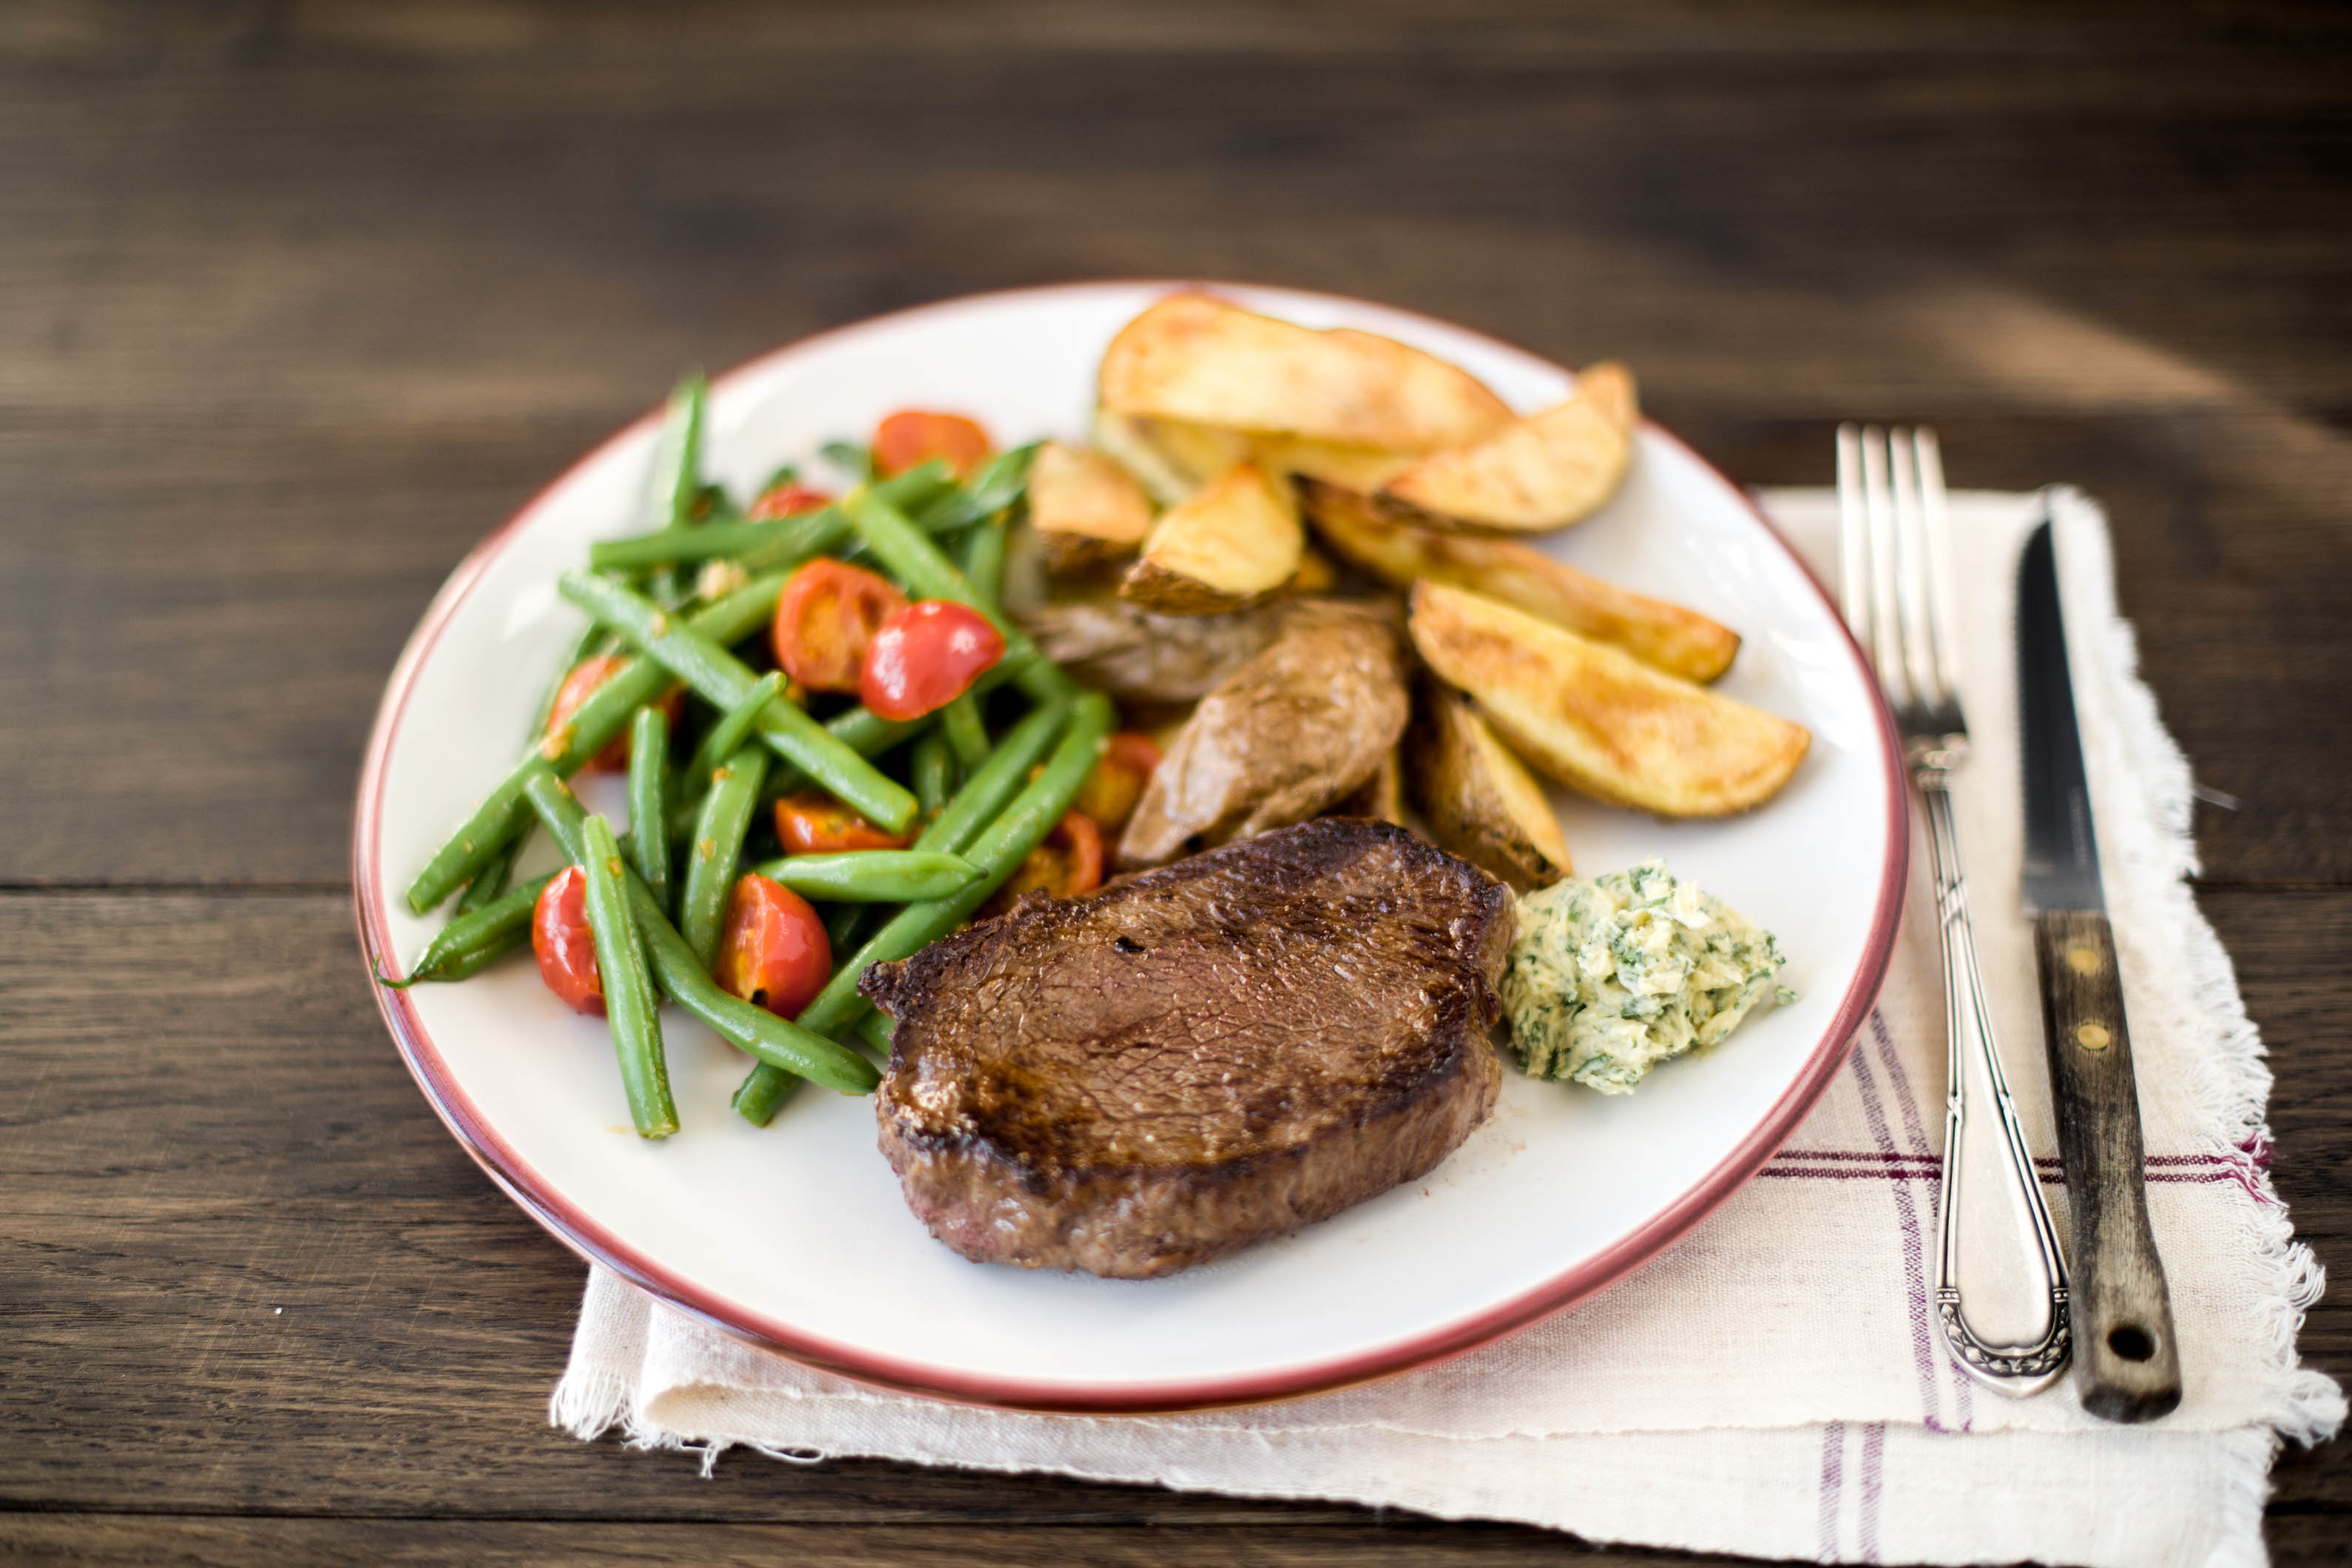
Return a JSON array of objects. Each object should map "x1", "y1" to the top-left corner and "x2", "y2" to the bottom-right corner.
[{"x1": 2017, "y1": 516, "x2": 2183, "y2": 1422}]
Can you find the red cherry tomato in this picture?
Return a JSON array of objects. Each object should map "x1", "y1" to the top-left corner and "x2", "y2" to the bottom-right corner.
[
  {"x1": 531, "y1": 865, "x2": 604, "y2": 1016},
  {"x1": 859, "y1": 600, "x2": 1006, "y2": 722},
  {"x1": 770, "y1": 558, "x2": 908, "y2": 695},
  {"x1": 980, "y1": 812, "x2": 1105, "y2": 919},
  {"x1": 873, "y1": 410, "x2": 993, "y2": 480},
  {"x1": 747, "y1": 481, "x2": 834, "y2": 521},
  {"x1": 714, "y1": 873, "x2": 832, "y2": 1020},
  {"x1": 546, "y1": 655, "x2": 682, "y2": 773},
  {"x1": 1072, "y1": 731, "x2": 1164, "y2": 832},
  {"x1": 774, "y1": 793, "x2": 913, "y2": 854}
]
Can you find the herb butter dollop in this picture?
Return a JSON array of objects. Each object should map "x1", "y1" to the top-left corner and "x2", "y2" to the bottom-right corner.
[{"x1": 1501, "y1": 860, "x2": 1791, "y2": 1094}]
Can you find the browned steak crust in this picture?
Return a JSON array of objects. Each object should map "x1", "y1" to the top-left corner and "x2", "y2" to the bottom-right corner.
[{"x1": 861, "y1": 818, "x2": 1513, "y2": 1279}]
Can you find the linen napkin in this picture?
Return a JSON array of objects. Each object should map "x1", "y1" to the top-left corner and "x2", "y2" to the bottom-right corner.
[{"x1": 552, "y1": 487, "x2": 2342, "y2": 1568}]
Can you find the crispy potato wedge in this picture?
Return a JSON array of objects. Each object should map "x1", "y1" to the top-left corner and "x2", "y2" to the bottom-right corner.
[
  {"x1": 1090, "y1": 408, "x2": 1209, "y2": 507},
  {"x1": 1248, "y1": 432, "x2": 1420, "y2": 493},
  {"x1": 1118, "y1": 606, "x2": 1410, "y2": 869},
  {"x1": 1098, "y1": 293, "x2": 1513, "y2": 454},
  {"x1": 1028, "y1": 441, "x2": 1156, "y2": 575},
  {"x1": 1406, "y1": 680, "x2": 1570, "y2": 891},
  {"x1": 1282, "y1": 544, "x2": 1339, "y2": 597},
  {"x1": 1378, "y1": 362, "x2": 1639, "y2": 533},
  {"x1": 1302, "y1": 481, "x2": 1740, "y2": 683},
  {"x1": 1328, "y1": 746, "x2": 1406, "y2": 826},
  {"x1": 1120, "y1": 462, "x2": 1304, "y2": 615},
  {"x1": 1408, "y1": 581, "x2": 1808, "y2": 817}
]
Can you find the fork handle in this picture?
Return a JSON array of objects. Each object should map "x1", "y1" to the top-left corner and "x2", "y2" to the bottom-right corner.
[
  {"x1": 1921, "y1": 779, "x2": 2072, "y2": 1396},
  {"x1": 2032, "y1": 909, "x2": 2183, "y2": 1422}
]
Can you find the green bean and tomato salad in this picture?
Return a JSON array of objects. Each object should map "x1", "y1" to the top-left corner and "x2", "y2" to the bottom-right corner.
[{"x1": 381, "y1": 392, "x2": 1166, "y2": 1139}]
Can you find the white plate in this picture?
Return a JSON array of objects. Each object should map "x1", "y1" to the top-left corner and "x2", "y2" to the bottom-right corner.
[{"x1": 356, "y1": 282, "x2": 1906, "y2": 1412}]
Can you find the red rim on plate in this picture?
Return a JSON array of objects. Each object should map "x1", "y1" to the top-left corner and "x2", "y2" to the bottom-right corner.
[{"x1": 354, "y1": 281, "x2": 1910, "y2": 1414}]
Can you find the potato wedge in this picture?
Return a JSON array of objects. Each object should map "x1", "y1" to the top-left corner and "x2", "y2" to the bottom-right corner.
[
  {"x1": 1282, "y1": 544, "x2": 1339, "y2": 597},
  {"x1": 1120, "y1": 462, "x2": 1303, "y2": 615},
  {"x1": 1405, "y1": 680, "x2": 1570, "y2": 891},
  {"x1": 1378, "y1": 362, "x2": 1639, "y2": 533},
  {"x1": 1302, "y1": 481, "x2": 1740, "y2": 683},
  {"x1": 1090, "y1": 408, "x2": 1209, "y2": 507},
  {"x1": 1408, "y1": 581, "x2": 1808, "y2": 817},
  {"x1": 1329, "y1": 746, "x2": 1405, "y2": 826},
  {"x1": 1098, "y1": 293, "x2": 1513, "y2": 454},
  {"x1": 1248, "y1": 432, "x2": 1419, "y2": 493},
  {"x1": 1118, "y1": 606, "x2": 1410, "y2": 869},
  {"x1": 1028, "y1": 441, "x2": 1155, "y2": 575}
]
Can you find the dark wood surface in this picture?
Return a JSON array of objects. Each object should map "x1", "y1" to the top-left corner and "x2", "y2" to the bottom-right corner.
[{"x1": 4, "y1": 4, "x2": 2348, "y2": 1563}]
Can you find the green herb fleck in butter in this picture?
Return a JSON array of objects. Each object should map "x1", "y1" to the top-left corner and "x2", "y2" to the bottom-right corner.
[{"x1": 1501, "y1": 860, "x2": 1789, "y2": 1094}]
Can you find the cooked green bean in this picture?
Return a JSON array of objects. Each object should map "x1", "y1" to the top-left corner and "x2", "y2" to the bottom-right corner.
[
  {"x1": 841, "y1": 488, "x2": 1073, "y2": 704},
  {"x1": 760, "y1": 659, "x2": 1019, "y2": 800},
  {"x1": 735, "y1": 692, "x2": 1109, "y2": 1123},
  {"x1": 587, "y1": 464, "x2": 953, "y2": 574},
  {"x1": 746, "y1": 849, "x2": 979, "y2": 903},
  {"x1": 915, "y1": 445, "x2": 1037, "y2": 534},
  {"x1": 557, "y1": 570, "x2": 917, "y2": 836},
  {"x1": 382, "y1": 869, "x2": 558, "y2": 987},
  {"x1": 644, "y1": 376, "x2": 709, "y2": 608},
  {"x1": 680, "y1": 746, "x2": 768, "y2": 970},
  {"x1": 627, "y1": 706, "x2": 672, "y2": 916},
  {"x1": 523, "y1": 773, "x2": 879, "y2": 1096},
  {"x1": 939, "y1": 692, "x2": 989, "y2": 771},
  {"x1": 458, "y1": 829, "x2": 524, "y2": 913},
  {"x1": 822, "y1": 439, "x2": 874, "y2": 482},
  {"x1": 577, "y1": 812, "x2": 677, "y2": 1138},
  {"x1": 959, "y1": 515, "x2": 1008, "y2": 604},
  {"x1": 855, "y1": 1007, "x2": 896, "y2": 1057},
  {"x1": 682, "y1": 669, "x2": 783, "y2": 798},
  {"x1": 911, "y1": 731, "x2": 955, "y2": 817},
  {"x1": 405, "y1": 572, "x2": 785, "y2": 914},
  {"x1": 911, "y1": 697, "x2": 1071, "y2": 858},
  {"x1": 825, "y1": 900, "x2": 870, "y2": 952},
  {"x1": 529, "y1": 620, "x2": 615, "y2": 741}
]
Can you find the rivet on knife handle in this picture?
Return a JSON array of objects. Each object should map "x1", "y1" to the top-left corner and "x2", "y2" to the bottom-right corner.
[{"x1": 2032, "y1": 910, "x2": 2183, "y2": 1422}]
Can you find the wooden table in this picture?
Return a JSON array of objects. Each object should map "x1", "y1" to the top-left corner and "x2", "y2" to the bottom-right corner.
[{"x1": 6, "y1": 4, "x2": 2346, "y2": 1562}]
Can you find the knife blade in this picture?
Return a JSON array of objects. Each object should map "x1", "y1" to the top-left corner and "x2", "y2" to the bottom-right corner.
[{"x1": 2015, "y1": 515, "x2": 2183, "y2": 1422}]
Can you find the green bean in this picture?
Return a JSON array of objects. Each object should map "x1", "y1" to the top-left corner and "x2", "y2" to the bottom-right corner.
[
  {"x1": 627, "y1": 706, "x2": 672, "y2": 916},
  {"x1": 681, "y1": 670, "x2": 784, "y2": 798},
  {"x1": 912, "y1": 697, "x2": 1071, "y2": 857},
  {"x1": 825, "y1": 901, "x2": 870, "y2": 952},
  {"x1": 558, "y1": 570, "x2": 917, "y2": 836},
  {"x1": 822, "y1": 439, "x2": 875, "y2": 483},
  {"x1": 404, "y1": 572, "x2": 785, "y2": 914},
  {"x1": 911, "y1": 731, "x2": 956, "y2": 817},
  {"x1": 644, "y1": 376, "x2": 709, "y2": 607},
  {"x1": 959, "y1": 515, "x2": 1008, "y2": 604},
  {"x1": 855, "y1": 1007, "x2": 896, "y2": 1057},
  {"x1": 578, "y1": 813, "x2": 677, "y2": 1138},
  {"x1": 458, "y1": 828, "x2": 524, "y2": 913},
  {"x1": 680, "y1": 746, "x2": 768, "y2": 970},
  {"x1": 916, "y1": 444, "x2": 1038, "y2": 534},
  {"x1": 939, "y1": 692, "x2": 990, "y2": 771},
  {"x1": 382, "y1": 869, "x2": 558, "y2": 987},
  {"x1": 842, "y1": 488, "x2": 1073, "y2": 704},
  {"x1": 529, "y1": 620, "x2": 615, "y2": 742},
  {"x1": 746, "y1": 849, "x2": 980, "y2": 903},
  {"x1": 523, "y1": 773, "x2": 878, "y2": 1096},
  {"x1": 587, "y1": 465, "x2": 952, "y2": 575},
  {"x1": 735, "y1": 692, "x2": 1109, "y2": 1123}
]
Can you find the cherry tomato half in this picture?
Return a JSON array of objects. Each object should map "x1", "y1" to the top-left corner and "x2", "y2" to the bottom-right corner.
[
  {"x1": 873, "y1": 410, "x2": 993, "y2": 480},
  {"x1": 747, "y1": 481, "x2": 834, "y2": 521},
  {"x1": 546, "y1": 655, "x2": 683, "y2": 772},
  {"x1": 980, "y1": 811, "x2": 1105, "y2": 919},
  {"x1": 1073, "y1": 731, "x2": 1164, "y2": 833},
  {"x1": 532, "y1": 865, "x2": 605, "y2": 1016},
  {"x1": 859, "y1": 600, "x2": 1006, "y2": 722},
  {"x1": 775, "y1": 793, "x2": 913, "y2": 854},
  {"x1": 714, "y1": 873, "x2": 832, "y2": 1020},
  {"x1": 770, "y1": 558, "x2": 908, "y2": 695}
]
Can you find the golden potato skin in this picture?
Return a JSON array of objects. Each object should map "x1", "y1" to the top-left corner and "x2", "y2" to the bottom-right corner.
[
  {"x1": 1098, "y1": 293, "x2": 1513, "y2": 454},
  {"x1": 1406, "y1": 681, "x2": 1572, "y2": 892},
  {"x1": 1118, "y1": 607, "x2": 1411, "y2": 870},
  {"x1": 1119, "y1": 462, "x2": 1303, "y2": 615},
  {"x1": 1029, "y1": 441, "x2": 1156, "y2": 576},
  {"x1": 1302, "y1": 481, "x2": 1740, "y2": 683},
  {"x1": 1408, "y1": 581, "x2": 1808, "y2": 818},
  {"x1": 1329, "y1": 746, "x2": 1406, "y2": 827},
  {"x1": 1379, "y1": 362, "x2": 1640, "y2": 534}
]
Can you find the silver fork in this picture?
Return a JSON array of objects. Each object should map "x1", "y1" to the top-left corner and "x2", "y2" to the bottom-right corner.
[{"x1": 1838, "y1": 425, "x2": 2072, "y2": 1397}]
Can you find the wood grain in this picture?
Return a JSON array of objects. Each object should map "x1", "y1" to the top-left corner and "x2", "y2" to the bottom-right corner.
[{"x1": 3, "y1": 2, "x2": 2348, "y2": 1564}]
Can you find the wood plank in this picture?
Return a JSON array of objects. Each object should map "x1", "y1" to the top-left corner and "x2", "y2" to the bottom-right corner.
[
  {"x1": 0, "y1": 1515, "x2": 1703, "y2": 1568},
  {"x1": 0, "y1": 887, "x2": 2342, "y2": 1545}
]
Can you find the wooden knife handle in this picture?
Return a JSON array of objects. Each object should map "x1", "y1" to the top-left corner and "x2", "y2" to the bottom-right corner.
[{"x1": 2032, "y1": 909, "x2": 2183, "y2": 1422}]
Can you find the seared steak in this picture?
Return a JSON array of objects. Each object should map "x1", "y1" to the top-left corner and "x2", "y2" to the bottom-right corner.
[{"x1": 860, "y1": 818, "x2": 1513, "y2": 1279}]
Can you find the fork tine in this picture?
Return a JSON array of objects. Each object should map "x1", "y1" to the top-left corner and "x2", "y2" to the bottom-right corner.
[
  {"x1": 1912, "y1": 428, "x2": 1964, "y2": 704},
  {"x1": 1859, "y1": 426, "x2": 1911, "y2": 708},
  {"x1": 1888, "y1": 430, "x2": 1944, "y2": 709},
  {"x1": 1836, "y1": 422, "x2": 1871, "y2": 642}
]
